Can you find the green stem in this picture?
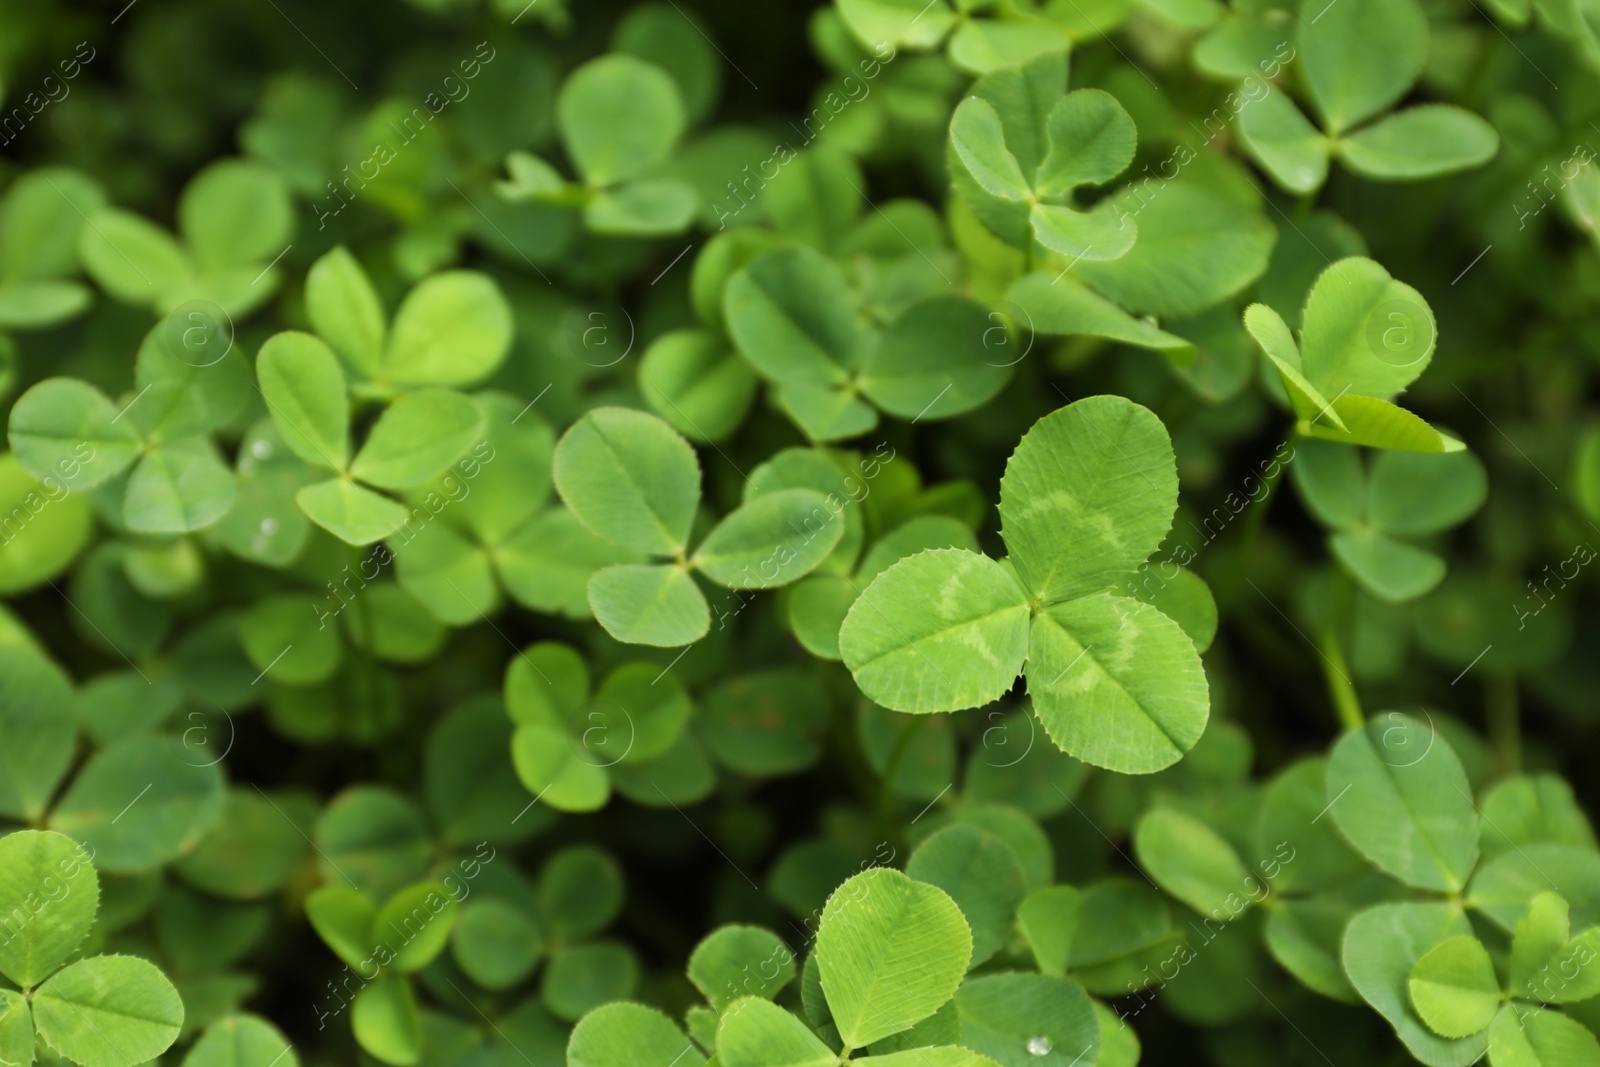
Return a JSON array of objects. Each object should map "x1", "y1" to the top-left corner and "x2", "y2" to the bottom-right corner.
[
  {"x1": 1487, "y1": 675, "x2": 1522, "y2": 777},
  {"x1": 877, "y1": 715, "x2": 930, "y2": 827},
  {"x1": 1318, "y1": 626, "x2": 1364, "y2": 732}
]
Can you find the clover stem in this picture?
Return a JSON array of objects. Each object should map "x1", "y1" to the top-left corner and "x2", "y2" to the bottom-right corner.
[
  {"x1": 878, "y1": 714, "x2": 931, "y2": 829},
  {"x1": 1318, "y1": 625, "x2": 1363, "y2": 732},
  {"x1": 1486, "y1": 674, "x2": 1521, "y2": 777}
]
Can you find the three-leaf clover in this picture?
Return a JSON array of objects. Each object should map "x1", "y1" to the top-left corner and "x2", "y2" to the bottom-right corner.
[
  {"x1": 948, "y1": 53, "x2": 1139, "y2": 263},
  {"x1": 1245, "y1": 256, "x2": 1464, "y2": 453},
  {"x1": 254, "y1": 245, "x2": 512, "y2": 545},
  {"x1": 8, "y1": 318, "x2": 251, "y2": 535},
  {"x1": 78, "y1": 159, "x2": 293, "y2": 316},
  {"x1": 497, "y1": 54, "x2": 697, "y2": 236},
  {"x1": 1235, "y1": 0, "x2": 1499, "y2": 192},
  {"x1": 551, "y1": 406, "x2": 846, "y2": 645},
  {"x1": 503, "y1": 642, "x2": 696, "y2": 812},
  {"x1": 1291, "y1": 439, "x2": 1487, "y2": 602},
  {"x1": 0, "y1": 168, "x2": 105, "y2": 331},
  {"x1": 839, "y1": 394, "x2": 1211, "y2": 774},
  {"x1": 723, "y1": 245, "x2": 1010, "y2": 440},
  {"x1": 0, "y1": 829, "x2": 185, "y2": 1067},
  {"x1": 836, "y1": 0, "x2": 1073, "y2": 74}
]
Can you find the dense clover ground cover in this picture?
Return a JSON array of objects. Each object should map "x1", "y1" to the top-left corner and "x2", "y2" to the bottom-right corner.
[{"x1": 1, "y1": 0, "x2": 1600, "y2": 1065}]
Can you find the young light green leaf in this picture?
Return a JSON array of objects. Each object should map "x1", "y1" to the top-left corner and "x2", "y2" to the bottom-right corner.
[
  {"x1": 554, "y1": 406, "x2": 701, "y2": 556},
  {"x1": 557, "y1": 55, "x2": 686, "y2": 187},
  {"x1": 1242, "y1": 303, "x2": 1347, "y2": 429},
  {"x1": 1028, "y1": 595, "x2": 1209, "y2": 774},
  {"x1": 949, "y1": 98, "x2": 1032, "y2": 203},
  {"x1": 350, "y1": 978, "x2": 421, "y2": 1067},
  {"x1": 905, "y1": 825, "x2": 1026, "y2": 967},
  {"x1": 180, "y1": 1014, "x2": 299, "y2": 1067},
  {"x1": 815, "y1": 868, "x2": 973, "y2": 1049},
  {"x1": 1304, "y1": 395, "x2": 1464, "y2": 453},
  {"x1": 7, "y1": 378, "x2": 142, "y2": 491},
  {"x1": 999, "y1": 396, "x2": 1177, "y2": 602},
  {"x1": 350, "y1": 390, "x2": 483, "y2": 490},
  {"x1": 122, "y1": 438, "x2": 237, "y2": 535},
  {"x1": 305, "y1": 246, "x2": 385, "y2": 376},
  {"x1": 304, "y1": 885, "x2": 378, "y2": 970},
  {"x1": 1297, "y1": 0, "x2": 1428, "y2": 133},
  {"x1": 717, "y1": 997, "x2": 835, "y2": 1067},
  {"x1": 511, "y1": 722, "x2": 611, "y2": 812},
  {"x1": 371, "y1": 881, "x2": 457, "y2": 973},
  {"x1": 32, "y1": 955, "x2": 183, "y2": 1067},
  {"x1": 1235, "y1": 89, "x2": 1331, "y2": 195},
  {"x1": 382, "y1": 272, "x2": 512, "y2": 388},
  {"x1": 568, "y1": 1002, "x2": 704, "y2": 1067},
  {"x1": 1343, "y1": 902, "x2": 1487, "y2": 1067},
  {"x1": 178, "y1": 160, "x2": 291, "y2": 272},
  {"x1": 1486, "y1": 1004, "x2": 1600, "y2": 1067},
  {"x1": 587, "y1": 563, "x2": 710, "y2": 647},
  {"x1": 694, "y1": 489, "x2": 844, "y2": 589},
  {"x1": 1337, "y1": 106, "x2": 1499, "y2": 180},
  {"x1": 1035, "y1": 88, "x2": 1137, "y2": 196},
  {"x1": 0, "y1": 830, "x2": 99, "y2": 988},
  {"x1": 256, "y1": 332, "x2": 349, "y2": 470},
  {"x1": 295, "y1": 478, "x2": 410, "y2": 545},
  {"x1": 1326, "y1": 714, "x2": 1479, "y2": 892},
  {"x1": 688, "y1": 925, "x2": 795, "y2": 1011},
  {"x1": 1299, "y1": 257, "x2": 1436, "y2": 401},
  {"x1": 839, "y1": 549, "x2": 1029, "y2": 713},
  {"x1": 1408, "y1": 935, "x2": 1501, "y2": 1039}
]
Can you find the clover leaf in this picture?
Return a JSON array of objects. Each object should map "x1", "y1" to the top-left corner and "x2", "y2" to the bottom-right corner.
[
  {"x1": 1290, "y1": 439, "x2": 1487, "y2": 602},
  {"x1": 78, "y1": 160, "x2": 292, "y2": 317},
  {"x1": 0, "y1": 829, "x2": 184, "y2": 1067},
  {"x1": 504, "y1": 642, "x2": 694, "y2": 811},
  {"x1": 840, "y1": 395, "x2": 1209, "y2": 774},
  {"x1": 0, "y1": 168, "x2": 105, "y2": 331},
  {"x1": 497, "y1": 54, "x2": 696, "y2": 237},
  {"x1": 723, "y1": 245, "x2": 1011, "y2": 441},
  {"x1": 553, "y1": 406, "x2": 843, "y2": 644},
  {"x1": 1235, "y1": 0, "x2": 1498, "y2": 192},
  {"x1": 1246, "y1": 256, "x2": 1466, "y2": 453}
]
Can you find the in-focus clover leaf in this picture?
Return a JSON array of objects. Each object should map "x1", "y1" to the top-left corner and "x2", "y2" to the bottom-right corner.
[
  {"x1": 32, "y1": 955, "x2": 184, "y2": 1067},
  {"x1": 814, "y1": 868, "x2": 972, "y2": 1049},
  {"x1": 0, "y1": 830, "x2": 99, "y2": 988},
  {"x1": 1245, "y1": 258, "x2": 1464, "y2": 453},
  {"x1": 555, "y1": 407, "x2": 843, "y2": 645},
  {"x1": 1408, "y1": 934, "x2": 1501, "y2": 1039},
  {"x1": 1325, "y1": 713, "x2": 1479, "y2": 892},
  {"x1": 842, "y1": 396, "x2": 1208, "y2": 774}
]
